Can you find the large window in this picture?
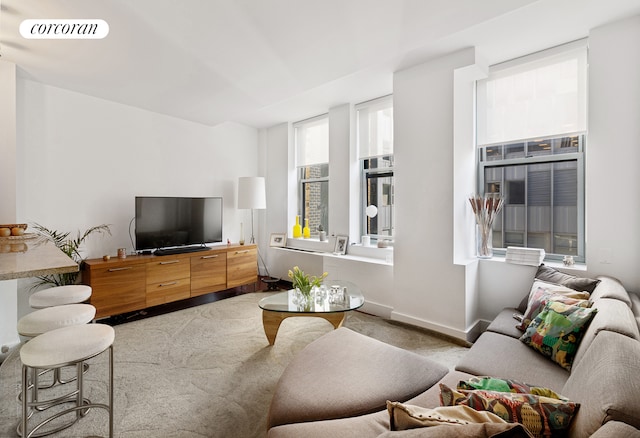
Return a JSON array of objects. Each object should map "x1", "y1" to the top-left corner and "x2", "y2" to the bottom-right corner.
[
  {"x1": 476, "y1": 42, "x2": 587, "y2": 261},
  {"x1": 356, "y1": 95, "x2": 394, "y2": 240},
  {"x1": 294, "y1": 115, "x2": 329, "y2": 236}
]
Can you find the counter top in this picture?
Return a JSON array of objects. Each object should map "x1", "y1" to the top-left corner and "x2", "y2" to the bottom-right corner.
[{"x1": 0, "y1": 237, "x2": 78, "y2": 280}]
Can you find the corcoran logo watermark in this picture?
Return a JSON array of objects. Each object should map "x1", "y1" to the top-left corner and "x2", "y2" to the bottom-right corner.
[{"x1": 20, "y1": 19, "x2": 109, "y2": 39}]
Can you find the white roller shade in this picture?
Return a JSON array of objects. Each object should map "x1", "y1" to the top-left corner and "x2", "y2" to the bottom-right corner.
[
  {"x1": 294, "y1": 115, "x2": 329, "y2": 167},
  {"x1": 357, "y1": 95, "x2": 393, "y2": 159},
  {"x1": 477, "y1": 43, "x2": 587, "y2": 146}
]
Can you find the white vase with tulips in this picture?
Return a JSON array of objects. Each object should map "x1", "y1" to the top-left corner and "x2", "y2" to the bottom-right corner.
[{"x1": 288, "y1": 266, "x2": 328, "y2": 309}]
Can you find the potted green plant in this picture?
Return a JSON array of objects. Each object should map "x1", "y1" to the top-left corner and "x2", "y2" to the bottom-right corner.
[
  {"x1": 288, "y1": 266, "x2": 327, "y2": 297},
  {"x1": 32, "y1": 223, "x2": 111, "y2": 288}
]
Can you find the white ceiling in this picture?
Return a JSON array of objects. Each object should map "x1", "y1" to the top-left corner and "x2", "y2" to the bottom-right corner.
[{"x1": 1, "y1": 0, "x2": 639, "y2": 128}]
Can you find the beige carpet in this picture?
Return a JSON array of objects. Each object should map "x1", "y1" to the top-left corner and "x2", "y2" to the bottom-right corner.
[{"x1": 0, "y1": 292, "x2": 469, "y2": 437}]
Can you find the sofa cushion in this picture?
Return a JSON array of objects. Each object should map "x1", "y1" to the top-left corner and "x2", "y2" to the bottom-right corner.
[
  {"x1": 516, "y1": 265, "x2": 599, "y2": 313},
  {"x1": 486, "y1": 308, "x2": 524, "y2": 339},
  {"x1": 387, "y1": 402, "x2": 507, "y2": 430},
  {"x1": 517, "y1": 282, "x2": 590, "y2": 330},
  {"x1": 590, "y1": 275, "x2": 632, "y2": 306},
  {"x1": 631, "y1": 292, "x2": 640, "y2": 329},
  {"x1": 267, "y1": 409, "x2": 390, "y2": 438},
  {"x1": 561, "y1": 331, "x2": 640, "y2": 437},
  {"x1": 376, "y1": 423, "x2": 534, "y2": 437},
  {"x1": 519, "y1": 301, "x2": 597, "y2": 371},
  {"x1": 534, "y1": 264, "x2": 600, "y2": 293},
  {"x1": 571, "y1": 298, "x2": 640, "y2": 370},
  {"x1": 404, "y1": 370, "x2": 478, "y2": 408},
  {"x1": 440, "y1": 384, "x2": 579, "y2": 438},
  {"x1": 455, "y1": 332, "x2": 569, "y2": 393},
  {"x1": 588, "y1": 421, "x2": 640, "y2": 438},
  {"x1": 268, "y1": 327, "x2": 448, "y2": 428}
]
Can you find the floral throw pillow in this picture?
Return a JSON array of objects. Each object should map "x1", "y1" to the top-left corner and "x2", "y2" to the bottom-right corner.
[
  {"x1": 520, "y1": 301, "x2": 598, "y2": 371},
  {"x1": 517, "y1": 280, "x2": 591, "y2": 331},
  {"x1": 458, "y1": 376, "x2": 568, "y2": 401},
  {"x1": 440, "y1": 383, "x2": 579, "y2": 438}
]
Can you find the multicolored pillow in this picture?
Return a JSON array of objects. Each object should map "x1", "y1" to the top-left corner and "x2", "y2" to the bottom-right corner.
[
  {"x1": 520, "y1": 301, "x2": 598, "y2": 371},
  {"x1": 440, "y1": 383, "x2": 579, "y2": 438},
  {"x1": 458, "y1": 376, "x2": 568, "y2": 401},
  {"x1": 517, "y1": 280, "x2": 591, "y2": 330}
]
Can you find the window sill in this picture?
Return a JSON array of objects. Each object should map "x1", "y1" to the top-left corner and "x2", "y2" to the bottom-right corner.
[
  {"x1": 479, "y1": 255, "x2": 587, "y2": 272},
  {"x1": 272, "y1": 245, "x2": 393, "y2": 266}
]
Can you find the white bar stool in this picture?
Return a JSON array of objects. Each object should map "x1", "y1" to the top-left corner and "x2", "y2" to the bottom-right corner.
[
  {"x1": 18, "y1": 304, "x2": 96, "y2": 338},
  {"x1": 17, "y1": 304, "x2": 97, "y2": 394},
  {"x1": 19, "y1": 324, "x2": 115, "y2": 438},
  {"x1": 29, "y1": 285, "x2": 92, "y2": 309}
]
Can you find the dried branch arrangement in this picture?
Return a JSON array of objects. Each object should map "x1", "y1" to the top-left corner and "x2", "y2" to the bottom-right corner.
[{"x1": 469, "y1": 194, "x2": 504, "y2": 257}]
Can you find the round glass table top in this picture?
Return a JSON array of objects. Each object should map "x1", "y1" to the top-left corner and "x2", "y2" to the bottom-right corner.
[{"x1": 259, "y1": 280, "x2": 364, "y2": 314}]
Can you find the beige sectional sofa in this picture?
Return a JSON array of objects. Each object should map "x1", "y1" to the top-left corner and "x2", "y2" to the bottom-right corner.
[{"x1": 267, "y1": 271, "x2": 640, "y2": 437}]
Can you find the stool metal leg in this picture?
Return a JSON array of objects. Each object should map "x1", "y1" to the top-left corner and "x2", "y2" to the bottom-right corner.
[
  {"x1": 109, "y1": 344, "x2": 113, "y2": 438},
  {"x1": 19, "y1": 349, "x2": 114, "y2": 438}
]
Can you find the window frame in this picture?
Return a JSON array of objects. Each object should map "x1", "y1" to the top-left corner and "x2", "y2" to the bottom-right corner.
[
  {"x1": 298, "y1": 164, "x2": 329, "y2": 236},
  {"x1": 478, "y1": 134, "x2": 585, "y2": 262},
  {"x1": 356, "y1": 95, "x2": 394, "y2": 242},
  {"x1": 361, "y1": 156, "x2": 394, "y2": 240},
  {"x1": 293, "y1": 114, "x2": 330, "y2": 237}
]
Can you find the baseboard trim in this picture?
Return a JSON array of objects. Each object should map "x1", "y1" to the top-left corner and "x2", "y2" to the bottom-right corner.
[
  {"x1": 358, "y1": 300, "x2": 393, "y2": 319},
  {"x1": 390, "y1": 311, "x2": 482, "y2": 343}
]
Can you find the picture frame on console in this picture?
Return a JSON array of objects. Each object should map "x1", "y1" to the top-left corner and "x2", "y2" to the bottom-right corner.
[
  {"x1": 269, "y1": 233, "x2": 287, "y2": 247},
  {"x1": 334, "y1": 235, "x2": 348, "y2": 255}
]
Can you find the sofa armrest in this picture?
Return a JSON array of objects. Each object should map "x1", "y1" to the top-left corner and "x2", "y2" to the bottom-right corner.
[{"x1": 376, "y1": 423, "x2": 532, "y2": 437}]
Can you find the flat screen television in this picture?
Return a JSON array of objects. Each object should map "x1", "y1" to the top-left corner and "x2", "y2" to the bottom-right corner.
[{"x1": 135, "y1": 196, "x2": 223, "y2": 252}]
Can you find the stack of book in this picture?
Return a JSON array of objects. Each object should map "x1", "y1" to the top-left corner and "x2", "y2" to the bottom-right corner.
[{"x1": 505, "y1": 247, "x2": 545, "y2": 266}]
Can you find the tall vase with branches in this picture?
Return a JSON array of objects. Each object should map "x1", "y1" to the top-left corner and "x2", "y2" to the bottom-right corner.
[
  {"x1": 32, "y1": 223, "x2": 111, "y2": 288},
  {"x1": 469, "y1": 194, "x2": 504, "y2": 258}
]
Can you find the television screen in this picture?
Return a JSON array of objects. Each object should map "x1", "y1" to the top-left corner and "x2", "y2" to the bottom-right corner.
[{"x1": 135, "y1": 197, "x2": 223, "y2": 251}]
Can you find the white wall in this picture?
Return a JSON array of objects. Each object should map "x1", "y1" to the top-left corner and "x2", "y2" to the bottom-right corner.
[
  {"x1": 477, "y1": 15, "x2": 640, "y2": 321},
  {"x1": 392, "y1": 48, "x2": 479, "y2": 340},
  {"x1": 0, "y1": 61, "x2": 19, "y2": 356},
  {"x1": 586, "y1": 15, "x2": 640, "y2": 288},
  {"x1": 8, "y1": 77, "x2": 259, "y2": 325}
]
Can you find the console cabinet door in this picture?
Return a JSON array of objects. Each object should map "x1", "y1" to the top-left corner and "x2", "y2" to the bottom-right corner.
[
  {"x1": 191, "y1": 252, "x2": 227, "y2": 297},
  {"x1": 85, "y1": 262, "x2": 146, "y2": 319},
  {"x1": 227, "y1": 248, "x2": 257, "y2": 288},
  {"x1": 146, "y1": 258, "x2": 191, "y2": 306}
]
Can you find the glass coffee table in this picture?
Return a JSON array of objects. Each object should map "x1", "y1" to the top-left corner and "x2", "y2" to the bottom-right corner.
[{"x1": 258, "y1": 280, "x2": 364, "y2": 345}]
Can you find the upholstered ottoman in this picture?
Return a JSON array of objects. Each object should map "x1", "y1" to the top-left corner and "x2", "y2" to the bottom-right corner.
[{"x1": 268, "y1": 327, "x2": 449, "y2": 429}]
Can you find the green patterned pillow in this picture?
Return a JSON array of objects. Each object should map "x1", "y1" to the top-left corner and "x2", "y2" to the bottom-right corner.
[
  {"x1": 440, "y1": 383, "x2": 579, "y2": 438},
  {"x1": 458, "y1": 376, "x2": 568, "y2": 401},
  {"x1": 517, "y1": 281, "x2": 591, "y2": 330},
  {"x1": 520, "y1": 301, "x2": 597, "y2": 371}
]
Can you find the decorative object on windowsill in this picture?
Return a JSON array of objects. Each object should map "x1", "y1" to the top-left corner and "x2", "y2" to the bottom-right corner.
[
  {"x1": 334, "y1": 235, "x2": 349, "y2": 255},
  {"x1": 506, "y1": 246, "x2": 545, "y2": 266},
  {"x1": 269, "y1": 233, "x2": 286, "y2": 247},
  {"x1": 563, "y1": 255, "x2": 575, "y2": 267},
  {"x1": 469, "y1": 194, "x2": 504, "y2": 259},
  {"x1": 303, "y1": 218, "x2": 311, "y2": 239},
  {"x1": 288, "y1": 266, "x2": 328, "y2": 309},
  {"x1": 293, "y1": 215, "x2": 302, "y2": 238},
  {"x1": 318, "y1": 224, "x2": 326, "y2": 242}
]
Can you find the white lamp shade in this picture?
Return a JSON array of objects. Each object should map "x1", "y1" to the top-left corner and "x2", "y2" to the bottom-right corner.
[{"x1": 237, "y1": 177, "x2": 266, "y2": 210}]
